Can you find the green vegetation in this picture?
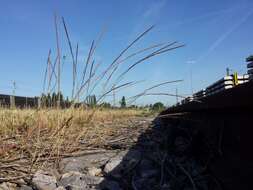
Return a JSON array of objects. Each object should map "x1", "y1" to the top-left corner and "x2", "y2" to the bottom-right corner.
[
  {"x1": 151, "y1": 102, "x2": 165, "y2": 112},
  {"x1": 41, "y1": 92, "x2": 70, "y2": 107},
  {"x1": 86, "y1": 95, "x2": 97, "y2": 107},
  {"x1": 120, "y1": 96, "x2": 126, "y2": 108}
]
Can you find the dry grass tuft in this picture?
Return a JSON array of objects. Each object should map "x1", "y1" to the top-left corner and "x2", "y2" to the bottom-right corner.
[{"x1": 0, "y1": 107, "x2": 148, "y2": 182}]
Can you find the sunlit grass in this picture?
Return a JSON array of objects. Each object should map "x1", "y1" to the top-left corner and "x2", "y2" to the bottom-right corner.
[{"x1": 0, "y1": 107, "x2": 147, "y2": 160}]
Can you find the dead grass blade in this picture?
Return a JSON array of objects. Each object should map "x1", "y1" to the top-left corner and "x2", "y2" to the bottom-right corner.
[
  {"x1": 48, "y1": 55, "x2": 58, "y2": 94},
  {"x1": 86, "y1": 59, "x2": 95, "y2": 96},
  {"x1": 54, "y1": 13, "x2": 61, "y2": 107},
  {"x1": 104, "y1": 42, "x2": 166, "y2": 88},
  {"x1": 75, "y1": 43, "x2": 79, "y2": 95},
  {"x1": 80, "y1": 40, "x2": 95, "y2": 87},
  {"x1": 97, "y1": 81, "x2": 135, "y2": 103},
  {"x1": 115, "y1": 43, "x2": 184, "y2": 84},
  {"x1": 62, "y1": 17, "x2": 77, "y2": 99},
  {"x1": 97, "y1": 25, "x2": 155, "y2": 90},
  {"x1": 127, "y1": 80, "x2": 183, "y2": 104},
  {"x1": 107, "y1": 25, "x2": 155, "y2": 72},
  {"x1": 74, "y1": 60, "x2": 102, "y2": 101},
  {"x1": 42, "y1": 49, "x2": 51, "y2": 93},
  {"x1": 79, "y1": 26, "x2": 106, "y2": 90}
]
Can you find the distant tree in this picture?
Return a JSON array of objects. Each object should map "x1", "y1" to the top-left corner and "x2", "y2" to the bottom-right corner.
[
  {"x1": 87, "y1": 95, "x2": 97, "y2": 107},
  {"x1": 41, "y1": 93, "x2": 47, "y2": 107},
  {"x1": 57, "y1": 92, "x2": 64, "y2": 103},
  {"x1": 52, "y1": 92, "x2": 57, "y2": 107},
  {"x1": 129, "y1": 105, "x2": 138, "y2": 109},
  {"x1": 120, "y1": 96, "x2": 126, "y2": 108},
  {"x1": 152, "y1": 102, "x2": 165, "y2": 111},
  {"x1": 101, "y1": 102, "x2": 111, "y2": 108},
  {"x1": 66, "y1": 96, "x2": 70, "y2": 104},
  {"x1": 47, "y1": 93, "x2": 51, "y2": 107},
  {"x1": 41, "y1": 92, "x2": 68, "y2": 108}
]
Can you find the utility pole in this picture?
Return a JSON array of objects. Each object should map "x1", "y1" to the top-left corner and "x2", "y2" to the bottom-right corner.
[
  {"x1": 113, "y1": 89, "x2": 116, "y2": 108},
  {"x1": 11, "y1": 81, "x2": 16, "y2": 108},
  {"x1": 47, "y1": 54, "x2": 51, "y2": 94},
  {"x1": 12, "y1": 81, "x2": 16, "y2": 96},
  {"x1": 226, "y1": 67, "x2": 230, "y2": 76},
  {"x1": 187, "y1": 60, "x2": 195, "y2": 96},
  {"x1": 190, "y1": 67, "x2": 193, "y2": 95},
  {"x1": 176, "y1": 88, "x2": 178, "y2": 104}
]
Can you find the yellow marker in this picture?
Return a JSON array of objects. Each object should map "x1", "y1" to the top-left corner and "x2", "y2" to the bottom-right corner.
[{"x1": 233, "y1": 72, "x2": 238, "y2": 85}]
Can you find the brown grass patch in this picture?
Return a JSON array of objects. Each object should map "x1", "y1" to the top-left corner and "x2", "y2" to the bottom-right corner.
[{"x1": 0, "y1": 108, "x2": 149, "y2": 181}]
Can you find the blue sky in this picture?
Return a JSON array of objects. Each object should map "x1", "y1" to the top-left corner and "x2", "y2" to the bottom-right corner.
[{"x1": 0, "y1": 0, "x2": 252, "y2": 105}]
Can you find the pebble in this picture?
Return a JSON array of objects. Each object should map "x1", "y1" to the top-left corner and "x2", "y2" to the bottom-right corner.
[
  {"x1": 88, "y1": 167, "x2": 102, "y2": 176},
  {"x1": 32, "y1": 170, "x2": 57, "y2": 190}
]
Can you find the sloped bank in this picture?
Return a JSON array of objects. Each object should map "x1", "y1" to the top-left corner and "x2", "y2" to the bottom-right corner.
[
  {"x1": 158, "y1": 110, "x2": 248, "y2": 190},
  {"x1": 159, "y1": 81, "x2": 253, "y2": 190},
  {"x1": 0, "y1": 111, "x2": 247, "y2": 190}
]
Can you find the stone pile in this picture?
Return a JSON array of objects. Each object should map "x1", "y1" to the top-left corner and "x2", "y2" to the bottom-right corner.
[{"x1": 0, "y1": 117, "x2": 218, "y2": 190}]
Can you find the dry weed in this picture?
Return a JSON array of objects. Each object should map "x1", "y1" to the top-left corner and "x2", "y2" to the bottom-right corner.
[{"x1": 0, "y1": 107, "x2": 147, "y2": 181}]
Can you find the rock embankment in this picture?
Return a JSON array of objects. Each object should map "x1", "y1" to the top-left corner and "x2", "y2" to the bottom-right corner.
[{"x1": 0, "y1": 117, "x2": 216, "y2": 190}]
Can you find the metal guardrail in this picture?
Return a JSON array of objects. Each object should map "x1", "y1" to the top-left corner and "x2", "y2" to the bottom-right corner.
[
  {"x1": 180, "y1": 74, "x2": 249, "y2": 105},
  {"x1": 205, "y1": 75, "x2": 249, "y2": 97},
  {"x1": 247, "y1": 61, "x2": 253, "y2": 80},
  {"x1": 182, "y1": 58, "x2": 252, "y2": 104}
]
